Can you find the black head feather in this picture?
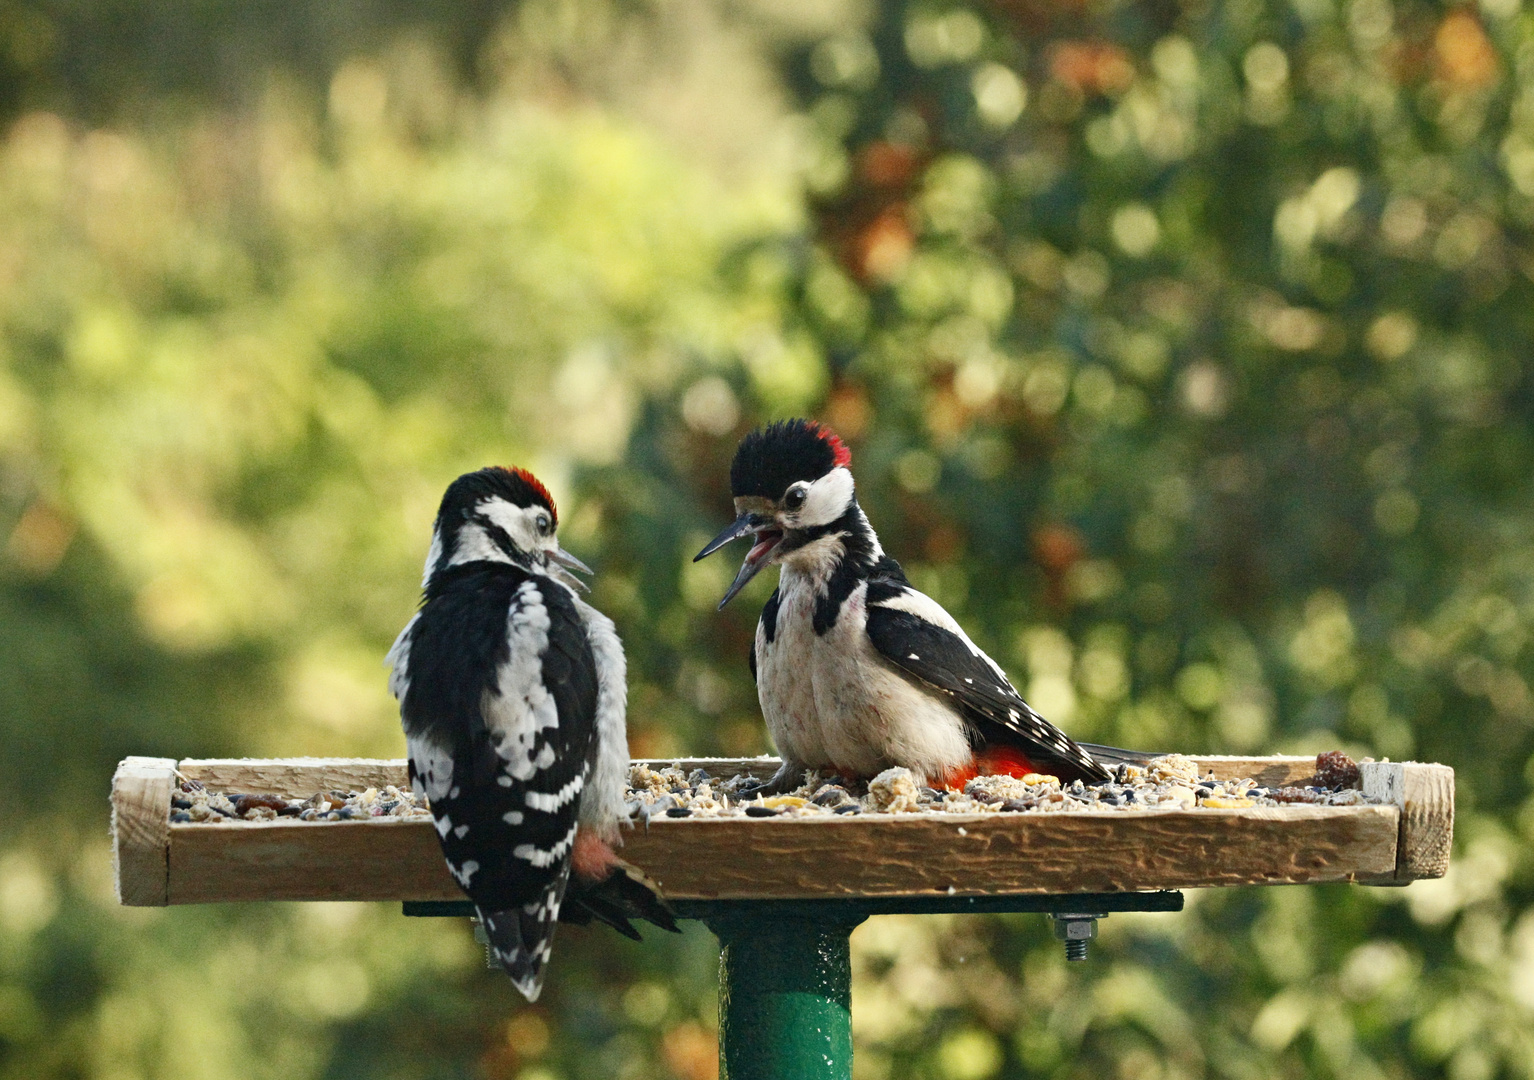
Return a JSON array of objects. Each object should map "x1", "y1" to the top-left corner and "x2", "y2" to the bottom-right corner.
[
  {"x1": 730, "y1": 419, "x2": 852, "y2": 499},
  {"x1": 435, "y1": 467, "x2": 557, "y2": 533}
]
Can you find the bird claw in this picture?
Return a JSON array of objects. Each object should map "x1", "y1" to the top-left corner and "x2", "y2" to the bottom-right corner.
[
  {"x1": 735, "y1": 764, "x2": 803, "y2": 799},
  {"x1": 626, "y1": 794, "x2": 675, "y2": 831}
]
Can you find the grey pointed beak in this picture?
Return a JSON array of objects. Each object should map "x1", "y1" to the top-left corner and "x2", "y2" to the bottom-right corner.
[
  {"x1": 551, "y1": 547, "x2": 593, "y2": 575},
  {"x1": 694, "y1": 512, "x2": 783, "y2": 609},
  {"x1": 694, "y1": 513, "x2": 762, "y2": 562},
  {"x1": 547, "y1": 546, "x2": 593, "y2": 592}
]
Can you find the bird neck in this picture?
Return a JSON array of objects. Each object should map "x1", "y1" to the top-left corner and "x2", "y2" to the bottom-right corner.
[
  {"x1": 778, "y1": 498, "x2": 883, "y2": 595},
  {"x1": 427, "y1": 521, "x2": 537, "y2": 582}
]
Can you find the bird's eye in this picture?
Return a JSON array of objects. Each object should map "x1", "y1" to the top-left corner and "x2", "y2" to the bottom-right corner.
[
  {"x1": 784, "y1": 487, "x2": 807, "y2": 512},
  {"x1": 536, "y1": 514, "x2": 551, "y2": 535}
]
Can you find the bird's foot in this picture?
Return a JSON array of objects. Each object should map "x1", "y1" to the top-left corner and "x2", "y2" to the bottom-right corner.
[
  {"x1": 625, "y1": 794, "x2": 677, "y2": 831},
  {"x1": 735, "y1": 762, "x2": 805, "y2": 799}
]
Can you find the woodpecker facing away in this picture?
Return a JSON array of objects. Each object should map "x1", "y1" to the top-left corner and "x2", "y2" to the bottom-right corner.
[
  {"x1": 389, "y1": 466, "x2": 675, "y2": 1001},
  {"x1": 695, "y1": 420, "x2": 1126, "y2": 793}
]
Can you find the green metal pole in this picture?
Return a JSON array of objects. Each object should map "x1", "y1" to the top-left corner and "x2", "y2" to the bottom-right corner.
[{"x1": 706, "y1": 906, "x2": 867, "y2": 1080}]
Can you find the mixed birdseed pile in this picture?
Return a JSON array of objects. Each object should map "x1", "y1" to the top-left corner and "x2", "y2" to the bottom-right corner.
[
  {"x1": 169, "y1": 751, "x2": 1374, "y2": 823},
  {"x1": 622, "y1": 751, "x2": 1375, "y2": 821},
  {"x1": 169, "y1": 779, "x2": 432, "y2": 823}
]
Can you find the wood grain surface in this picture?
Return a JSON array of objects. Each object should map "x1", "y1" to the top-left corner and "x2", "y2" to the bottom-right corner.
[
  {"x1": 158, "y1": 805, "x2": 1399, "y2": 904},
  {"x1": 114, "y1": 755, "x2": 1452, "y2": 907},
  {"x1": 169, "y1": 819, "x2": 461, "y2": 903},
  {"x1": 177, "y1": 758, "x2": 409, "y2": 798},
  {"x1": 111, "y1": 757, "x2": 176, "y2": 906},
  {"x1": 1361, "y1": 762, "x2": 1455, "y2": 882}
]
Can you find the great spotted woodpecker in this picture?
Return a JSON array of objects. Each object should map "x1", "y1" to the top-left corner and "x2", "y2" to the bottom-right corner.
[
  {"x1": 389, "y1": 466, "x2": 674, "y2": 1001},
  {"x1": 696, "y1": 419, "x2": 1122, "y2": 793}
]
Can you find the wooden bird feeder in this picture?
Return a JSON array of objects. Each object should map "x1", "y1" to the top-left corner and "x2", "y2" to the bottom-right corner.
[{"x1": 112, "y1": 753, "x2": 1453, "y2": 1080}]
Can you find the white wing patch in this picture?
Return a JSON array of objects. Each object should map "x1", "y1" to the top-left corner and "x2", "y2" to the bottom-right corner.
[
  {"x1": 407, "y1": 733, "x2": 455, "y2": 802},
  {"x1": 873, "y1": 587, "x2": 1013, "y2": 683},
  {"x1": 482, "y1": 581, "x2": 561, "y2": 781},
  {"x1": 525, "y1": 774, "x2": 583, "y2": 813},
  {"x1": 514, "y1": 823, "x2": 579, "y2": 868},
  {"x1": 450, "y1": 860, "x2": 479, "y2": 888}
]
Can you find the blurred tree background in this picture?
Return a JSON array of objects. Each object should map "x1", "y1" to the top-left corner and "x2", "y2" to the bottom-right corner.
[{"x1": 2, "y1": 0, "x2": 1532, "y2": 1075}]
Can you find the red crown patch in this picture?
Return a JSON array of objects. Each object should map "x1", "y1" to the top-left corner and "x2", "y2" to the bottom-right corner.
[
  {"x1": 504, "y1": 466, "x2": 557, "y2": 525},
  {"x1": 811, "y1": 423, "x2": 852, "y2": 469}
]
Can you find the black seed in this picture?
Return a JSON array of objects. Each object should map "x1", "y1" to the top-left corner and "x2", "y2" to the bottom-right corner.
[
  {"x1": 833, "y1": 804, "x2": 861, "y2": 815},
  {"x1": 171, "y1": 797, "x2": 192, "y2": 810},
  {"x1": 336, "y1": 808, "x2": 357, "y2": 820},
  {"x1": 919, "y1": 787, "x2": 944, "y2": 801},
  {"x1": 812, "y1": 787, "x2": 848, "y2": 806},
  {"x1": 745, "y1": 805, "x2": 779, "y2": 818},
  {"x1": 170, "y1": 811, "x2": 191, "y2": 823},
  {"x1": 665, "y1": 806, "x2": 693, "y2": 818},
  {"x1": 1000, "y1": 799, "x2": 1031, "y2": 812}
]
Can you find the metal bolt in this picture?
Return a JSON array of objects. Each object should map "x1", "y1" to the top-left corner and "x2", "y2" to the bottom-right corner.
[
  {"x1": 472, "y1": 917, "x2": 497, "y2": 970},
  {"x1": 1049, "y1": 913, "x2": 1105, "y2": 961}
]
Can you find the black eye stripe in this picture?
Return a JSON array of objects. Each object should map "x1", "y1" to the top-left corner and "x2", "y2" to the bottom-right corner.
[{"x1": 471, "y1": 514, "x2": 519, "y2": 556}]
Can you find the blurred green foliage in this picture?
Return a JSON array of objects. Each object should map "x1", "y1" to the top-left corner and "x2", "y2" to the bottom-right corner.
[{"x1": 2, "y1": 0, "x2": 1533, "y2": 1077}]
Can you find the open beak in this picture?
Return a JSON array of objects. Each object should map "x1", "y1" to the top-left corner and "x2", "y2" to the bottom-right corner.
[
  {"x1": 693, "y1": 512, "x2": 783, "y2": 609},
  {"x1": 548, "y1": 546, "x2": 593, "y2": 593}
]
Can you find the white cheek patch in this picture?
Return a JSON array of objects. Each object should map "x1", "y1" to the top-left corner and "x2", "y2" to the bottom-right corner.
[
  {"x1": 798, "y1": 467, "x2": 855, "y2": 528},
  {"x1": 448, "y1": 522, "x2": 506, "y2": 566},
  {"x1": 478, "y1": 498, "x2": 548, "y2": 554}
]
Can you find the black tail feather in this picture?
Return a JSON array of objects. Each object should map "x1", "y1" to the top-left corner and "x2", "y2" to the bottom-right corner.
[
  {"x1": 1077, "y1": 742, "x2": 1162, "y2": 768},
  {"x1": 565, "y1": 860, "x2": 680, "y2": 938},
  {"x1": 479, "y1": 880, "x2": 564, "y2": 1002}
]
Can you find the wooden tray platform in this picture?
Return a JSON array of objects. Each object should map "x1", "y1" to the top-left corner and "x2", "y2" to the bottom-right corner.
[{"x1": 111, "y1": 755, "x2": 1453, "y2": 907}]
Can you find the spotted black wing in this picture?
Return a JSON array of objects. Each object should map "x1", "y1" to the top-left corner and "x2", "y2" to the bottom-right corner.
[
  {"x1": 863, "y1": 582, "x2": 1110, "y2": 784},
  {"x1": 394, "y1": 563, "x2": 598, "y2": 1000}
]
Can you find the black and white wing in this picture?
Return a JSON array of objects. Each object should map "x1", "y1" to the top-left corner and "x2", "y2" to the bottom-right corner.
[
  {"x1": 394, "y1": 565, "x2": 598, "y2": 1001},
  {"x1": 863, "y1": 579, "x2": 1111, "y2": 784}
]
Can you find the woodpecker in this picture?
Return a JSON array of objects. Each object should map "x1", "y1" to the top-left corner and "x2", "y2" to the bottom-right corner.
[
  {"x1": 695, "y1": 419, "x2": 1122, "y2": 793},
  {"x1": 389, "y1": 466, "x2": 674, "y2": 1001}
]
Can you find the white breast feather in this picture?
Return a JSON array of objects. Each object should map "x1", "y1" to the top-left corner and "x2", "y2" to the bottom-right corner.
[
  {"x1": 386, "y1": 614, "x2": 418, "y2": 700},
  {"x1": 757, "y1": 575, "x2": 972, "y2": 785},
  {"x1": 574, "y1": 596, "x2": 629, "y2": 836}
]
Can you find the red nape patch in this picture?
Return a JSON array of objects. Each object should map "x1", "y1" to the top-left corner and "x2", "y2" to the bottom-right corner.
[
  {"x1": 811, "y1": 422, "x2": 852, "y2": 469},
  {"x1": 505, "y1": 466, "x2": 557, "y2": 525},
  {"x1": 571, "y1": 828, "x2": 619, "y2": 883},
  {"x1": 941, "y1": 746, "x2": 1047, "y2": 790}
]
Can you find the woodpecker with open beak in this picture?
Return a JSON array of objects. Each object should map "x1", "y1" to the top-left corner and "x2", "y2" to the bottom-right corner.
[
  {"x1": 696, "y1": 419, "x2": 1121, "y2": 793},
  {"x1": 389, "y1": 466, "x2": 675, "y2": 1002}
]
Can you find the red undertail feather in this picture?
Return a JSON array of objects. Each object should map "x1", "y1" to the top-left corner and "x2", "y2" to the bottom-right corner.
[
  {"x1": 942, "y1": 745, "x2": 1046, "y2": 790},
  {"x1": 571, "y1": 827, "x2": 620, "y2": 883},
  {"x1": 811, "y1": 422, "x2": 853, "y2": 468}
]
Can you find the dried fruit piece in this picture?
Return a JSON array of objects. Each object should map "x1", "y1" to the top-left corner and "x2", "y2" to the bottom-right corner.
[{"x1": 1315, "y1": 751, "x2": 1361, "y2": 789}]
